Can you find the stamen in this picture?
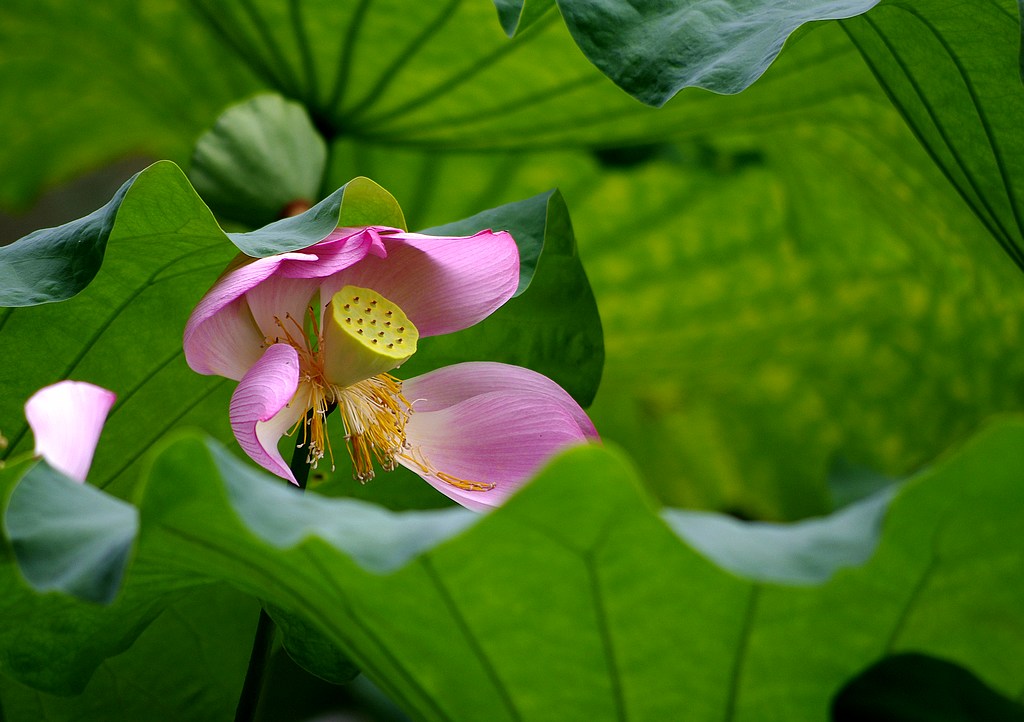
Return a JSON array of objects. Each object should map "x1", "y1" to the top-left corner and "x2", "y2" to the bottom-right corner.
[
  {"x1": 437, "y1": 471, "x2": 495, "y2": 492},
  {"x1": 269, "y1": 307, "x2": 339, "y2": 469},
  {"x1": 336, "y1": 373, "x2": 412, "y2": 483},
  {"x1": 398, "y1": 447, "x2": 495, "y2": 492}
]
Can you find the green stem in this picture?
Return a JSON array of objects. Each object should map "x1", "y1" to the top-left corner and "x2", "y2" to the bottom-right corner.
[
  {"x1": 234, "y1": 610, "x2": 275, "y2": 722},
  {"x1": 234, "y1": 414, "x2": 317, "y2": 722}
]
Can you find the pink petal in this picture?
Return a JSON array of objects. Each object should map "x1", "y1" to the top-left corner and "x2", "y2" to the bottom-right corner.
[
  {"x1": 244, "y1": 274, "x2": 320, "y2": 342},
  {"x1": 402, "y1": 362, "x2": 598, "y2": 439},
  {"x1": 229, "y1": 343, "x2": 305, "y2": 483},
  {"x1": 276, "y1": 227, "x2": 389, "y2": 278},
  {"x1": 25, "y1": 381, "x2": 116, "y2": 483},
  {"x1": 399, "y1": 369, "x2": 596, "y2": 510},
  {"x1": 320, "y1": 230, "x2": 519, "y2": 337},
  {"x1": 184, "y1": 253, "x2": 313, "y2": 377},
  {"x1": 184, "y1": 297, "x2": 265, "y2": 380}
]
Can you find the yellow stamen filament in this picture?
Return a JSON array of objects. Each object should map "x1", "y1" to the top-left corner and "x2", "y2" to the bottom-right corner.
[
  {"x1": 272, "y1": 310, "x2": 339, "y2": 469},
  {"x1": 335, "y1": 373, "x2": 409, "y2": 482},
  {"x1": 397, "y1": 448, "x2": 495, "y2": 492}
]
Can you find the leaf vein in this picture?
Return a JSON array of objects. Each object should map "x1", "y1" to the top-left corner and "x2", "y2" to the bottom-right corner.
[
  {"x1": 346, "y1": 0, "x2": 464, "y2": 116},
  {"x1": 98, "y1": 378, "x2": 228, "y2": 489},
  {"x1": 325, "y1": 0, "x2": 375, "y2": 115},
  {"x1": 723, "y1": 585, "x2": 760, "y2": 722},
  {"x1": 841, "y1": 12, "x2": 1024, "y2": 271},
  {"x1": 302, "y1": 548, "x2": 455, "y2": 722},
  {"x1": 419, "y1": 555, "x2": 522, "y2": 722},
  {"x1": 583, "y1": 550, "x2": 629, "y2": 721},
  {"x1": 352, "y1": 10, "x2": 559, "y2": 126}
]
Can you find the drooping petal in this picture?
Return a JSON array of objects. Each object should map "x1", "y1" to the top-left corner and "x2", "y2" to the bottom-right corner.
[
  {"x1": 229, "y1": 343, "x2": 305, "y2": 483},
  {"x1": 399, "y1": 386, "x2": 594, "y2": 511},
  {"x1": 402, "y1": 362, "x2": 598, "y2": 439},
  {"x1": 321, "y1": 229, "x2": 519, "y2": 337},
  {"x1": 276, "y1": 227, "x2": 389, "y2": 278},
  {"x1": 25, "y1": 381, "x2": 116, "y2": 483},
  {"x1": 184, "y1": 252, "x2": 314, "y2": 377}
]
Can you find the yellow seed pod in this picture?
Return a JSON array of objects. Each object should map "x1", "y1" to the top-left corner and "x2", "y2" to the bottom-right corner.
[{"x1": 322, "y1": 285, "x2": 418, "y2": 388}]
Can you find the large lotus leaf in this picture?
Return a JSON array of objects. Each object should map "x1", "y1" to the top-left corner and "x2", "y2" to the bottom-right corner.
[
  {"x1": 2, "y1": 419, "x2": 1024, "y2": 720},
  {"x1": 0, "y1": 163, "x2": 601, "y2": 507},
  {"x1": 3, "y1": 2, "x2": 1021, "y2": 258},
  {"x1": 841, "y1": 0, "x2": 1024, "y2": 272},
  {"x1": 0, "y1": 1, "x2": 258, "y2": 210},
  {"x1": 0, "y1": 0, "x2": 884, "y2": 210}
]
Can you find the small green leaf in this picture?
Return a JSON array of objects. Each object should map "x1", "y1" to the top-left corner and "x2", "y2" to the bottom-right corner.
[
  {"x1": 5, "y1": 461, "x2": 137, "y2": 604},
  {"x1": 189, "y1": 93, "x2": 328, "y2": 227},
  {"x1": 267, "y1": 603, "x2": 361, "y2": 685},
  {"x1": 832, "y1": 653, "x2": 1024, "y2": 721},
  {"x1": 227, "y1": 175, "x2": 407, "y2": 257},
  {"x1": 336, "y1": 176, "x2": 408, "y2": 231},
  {"x1": 556, "y1": 0, "x2": 880, "y2": 104},
  {"x1": 0, "y1": 173, "x2": 135, "y2": 307}
]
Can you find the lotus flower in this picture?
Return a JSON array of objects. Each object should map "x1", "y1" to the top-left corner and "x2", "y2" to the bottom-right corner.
[
  {"x1": 24, "y1": 380, "x2": 116, "y2": 482},
  {"x1": 183, "y1": 226, "x2": 597, "y2": 510}
]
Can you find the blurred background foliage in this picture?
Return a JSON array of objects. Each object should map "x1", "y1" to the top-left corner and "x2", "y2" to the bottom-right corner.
[{"x1": 2, "y1": 0, "x2": 1023, "y2": 524}]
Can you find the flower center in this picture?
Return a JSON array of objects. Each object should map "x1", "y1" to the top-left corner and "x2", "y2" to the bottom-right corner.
[
  {"x1": 268, "y1": 286, "x2": 491, "y2": 491},
  {"x1": 269, "y1": 286, "x2": 419, "y2": 481}
]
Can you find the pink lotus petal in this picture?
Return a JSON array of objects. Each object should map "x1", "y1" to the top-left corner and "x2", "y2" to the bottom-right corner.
[
  {"x1": 25, "y1": 381, "x2": 116, "y2": 483},
  {"x1": 244, "y1": 274, "x2": 320, "y2": 342},
  {"x1": 399, "y1": 388, "x2": 594, "y2": 511},
  {"x1": 184, "y1": 252, "x2": 313, "y2": 377},
  {"x1": 277, "y1": 227, "x2": 388, "y2": 278},
  {"x1": 320, "y1": 229, "x2": 519, "y2": 337},
  {"x1": 403, "y1": 362, "x2": 598, "y2": 439},
  {"x1": 229, "y1": 343, "x2": 305, "y2": 483},
  {"x1": 183, "y1": 297, "x2": 265, "y2": 380}
]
